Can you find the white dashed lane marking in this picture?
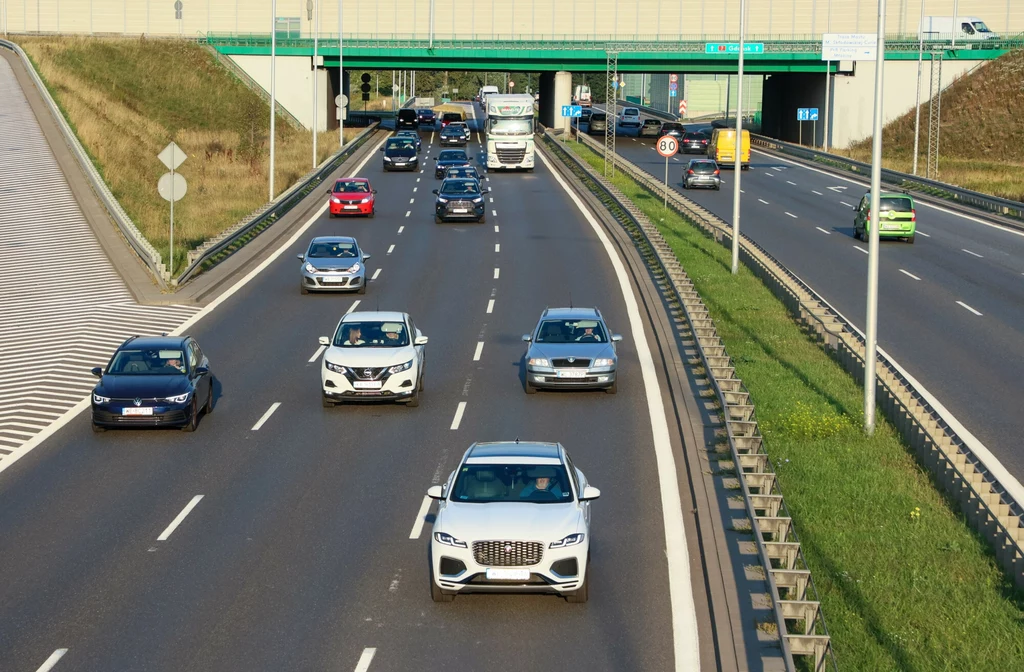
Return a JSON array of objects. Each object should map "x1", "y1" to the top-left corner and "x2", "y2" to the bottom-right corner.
[
  {"x1": 408, "y1": 496, "x2": 432, "y2": 539},
  {"x1": 956, "y1": 301, "x2": 983, "y2": 316},
  {"x1": 758, "y1": 198, "x2": 769, "y2": 205},
  {"x1": 495, "y1": 243, "x2": 500, "y2": 253},
  {"x1": 473, "y1": 341, "x2": 484, "y2": 361},
  {"x1": 398, "y1": 225, "x2": 404, "y2": 234},
  {"x1": 815, "y1": 227, "x2": 831, "y2": 235},
  {"x1": 354, "y1": 648, "x2": 377, "y2": 672},
  {"x1": 308, "y1": 345, "x2": 326, "y2": 363},
  {"x1": 962, "y1": 248, "x2": 984, "y2": 258},
  {"x1": 486, "y1": 299, "x2": 495, "y2": 314},
  {"x1": 251, "y1": 403, "x2": 281, "y2": 431},
  {"x1": 449, "y1": 401, "x2": 467, "y2": 430},
  {"x1": 35, "y1": 649, "x2": 68, "y2": 672},
  {"x1": 371, "y1": 268, "x2": 382, "y2": 280},
  {"x1": 157, "y1": 495, "x2": 204, "y2": 541},
  {"x1": 493, "y1": 268, "x2": 500, "y2": 279},
  {"x1": 899, "y1": 269, "x2": 921, "y2": 280},
  {"x1": 387, "y1": 245, "x2": 395, "y2": 255}
]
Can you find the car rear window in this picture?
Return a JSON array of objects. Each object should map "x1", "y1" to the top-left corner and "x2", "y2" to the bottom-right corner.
[
  {"x1": 879, "y1": 197, "x2": 914, "y2": 212},
  {"x1": 623, "y1": 108, "x2": 639, "y2": 115},
  {"x1": 591, "y1": 113, "x2": 607, "y2": 121},
  {"x1": 690, "y1": 162, "x2": 717, "y2": 174},
  {"x1": 643, "y1": 119, "x2": 661, "y2": 127},
  {"x1": 662, "y1": 123, "x2": 684, "y2": 132},
  {"x1": 683, "y1": 132, "x2": 706, "y2": 140},
  {"x1": 443, "y1": 113, "x2": 463, "y2": 122}
]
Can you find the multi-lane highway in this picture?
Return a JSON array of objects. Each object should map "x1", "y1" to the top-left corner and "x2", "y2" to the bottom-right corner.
[
  {"x1": 0, "y1": 104, "x2": 711, "y2": 671},
  {"x1": 595, "y1": 111, "x2": 1024, "y2": 480}
]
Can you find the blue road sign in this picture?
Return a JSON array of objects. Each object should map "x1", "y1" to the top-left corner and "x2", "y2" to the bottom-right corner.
[
  {"x1": 797, "y1": 108, "x2": 820, "y2": 121},
  {"x1": 809, "y1": 107, "x2": 819, "y2": 121},
  {"x1": 669, "y1": 90, "x2": 677, "y2": 96},
  {"x1": 561, "y1": 105, "x2": 583, "y2": 118},
  {"x1": 705, "y1": 42, "x2": 765, "y2": 55}
]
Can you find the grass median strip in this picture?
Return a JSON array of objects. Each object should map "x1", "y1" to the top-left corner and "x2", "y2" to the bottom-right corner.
[{"x1": 557, "y1": 137, "x2": 1024, "y2": 670}]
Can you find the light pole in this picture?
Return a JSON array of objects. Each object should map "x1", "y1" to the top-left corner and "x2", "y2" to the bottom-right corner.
[
  {"x1": 731, "y1": 0, "x2": 746, "y2": 275},
  {"x1": 864, "y1": 0, "x2": 887, "y2": 436},
  {"x1": 912, "y1": 0, "x2": 925, "y2": 175},
  {"x1": 823, "y1": 0, "x2": 833, "y2": 151},
  {"x1": 270, "y1": 0, "x2": 277, "y2": 200},
  {"x1": 310, "y1": 0, "x2": 319, "y2": 169},
  {"x1": 951, "y1": 0, "x2": 959, "y2": 48},
  {"x1": 338, "y1": 0, "x2": 344, "y2": 148}
]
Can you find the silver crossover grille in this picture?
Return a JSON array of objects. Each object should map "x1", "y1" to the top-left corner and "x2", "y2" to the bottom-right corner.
[{"x1": 472, "y1": 540, "x2": 543, "y2": 567}]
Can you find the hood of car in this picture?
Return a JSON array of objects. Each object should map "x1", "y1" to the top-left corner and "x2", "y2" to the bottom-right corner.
[
  {"x1": 305, "y1": 257, "x2": 362, "y2": 271},
  {"x1": 332, "y1": 192, "x2": 371, "y2": 201},
  {"x1": 528, "y1": 342, "x2": 615, "y2": 360},
  {"x1": 95, "y1": 374, "x2": 190, "y2": 398},
  {"x1": 323, "y1": 345, "x2": 415, "y2": 368},
  {"x1": 437, "y1": 501, "x2": 582, "y2": 542}
]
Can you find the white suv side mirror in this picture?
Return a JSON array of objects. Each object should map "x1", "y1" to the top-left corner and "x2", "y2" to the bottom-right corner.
[
  {"x1": 579, "y1": 486, "x2": 601, "y2": 501},
  {"x1": 427, "y1": 485, "x2": 444, "y2": 499},
  {"x1": 319, "y1": 336, "x2": 330, "y2": 346},
  {"x1": 415, "y1": 336, "x2": 429, "y2": 346}
]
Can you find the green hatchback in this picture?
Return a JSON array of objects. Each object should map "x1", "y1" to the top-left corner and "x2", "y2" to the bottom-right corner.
[{"x1": 853, "y1": 192, "x2": 917, "y2": 244}]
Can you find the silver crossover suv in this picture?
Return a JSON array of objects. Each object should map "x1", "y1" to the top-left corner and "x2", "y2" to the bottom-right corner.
[
  {"x1": 522, "y1": 307, "x2": 622, "y2": 394},
  {"x1": 298, "y1": 236, "x2": 370, "y2": 295}
]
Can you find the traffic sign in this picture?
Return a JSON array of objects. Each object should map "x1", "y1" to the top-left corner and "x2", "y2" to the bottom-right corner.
[
  {"x1": 561, "y1": 105, "x2": 583, "y2": 118},
  {"x1": 158, "y1": 172, "x2": 187, "y2": 202},
  {"x1": 797, "y1": 107, "x2": 820, "y2": 121},
  {"x1": 822, "y1": 33, "x2": 877, "y2": 61},
  {"x1": 158, "y1": 141, "x2": 186, "y2": 171},
  {"x1": 669, "y1": 74, "x2": 678, "y2": 83},
  {"x1": 508, "y1": 81, "x2": 515, "y2": 88},
  {"x1": 656, "y1": 135, "x2": 678, "y2": 158},
  {"x1": 336, "y1": 94, "x2": 348, "y2": 107},
  {"x1": 669, "y1": 82, "x2": 678, "y2": 91},
  {"x1": 679, "y1": 100, "x2": 687, "y2": 117},
  {"x1": 670, "y1": 90, "x2": 677, "y2": 97},
  {"x1": 705, "y1": 42, "x2": 765, "y2": 55}
]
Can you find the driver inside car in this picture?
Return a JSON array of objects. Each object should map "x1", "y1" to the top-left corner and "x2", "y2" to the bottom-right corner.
[{"x1": 519, "y1": 467, "x2": 565, "y2": 499}]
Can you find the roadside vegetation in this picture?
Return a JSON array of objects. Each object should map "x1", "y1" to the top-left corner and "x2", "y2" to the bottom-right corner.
[
  {"x1": 839, "y1": 50, "x2": 1024, "y2": 201},
  {"x1": 556, "y1": 136, "x2": 1024, "y2": 670},
  {"x1": 15, "y1": 36, "x2": 361, "y2": 272}
]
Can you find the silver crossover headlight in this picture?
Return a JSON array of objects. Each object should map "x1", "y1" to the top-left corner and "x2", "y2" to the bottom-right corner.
[
  {"x1": 592, "y1": 358, "x2": 615, "y2": 367},
  {"x1": 527, "y1": 357, "x2": 550, "y2": 367},
  {"x1": 388, "y1": 360, "x2": 413, "y2": 374},
  {"x1": 347, "y1": 263, "x2": 362, "y2": 273},
  {"x1": 550, "y1": 533, "x2": 586, "y2": 549},
  {"x1": 324, "y1": 361, "x2": 346, "y2": 374},
  {"x1": 304, "y1": 262, "x2": 318, "y2": 273},
  {"x1": 434, "y1": 532, "x2": 468, "y2": 548},
  {"x1": 164, "y1": 393, "x2": 190, "y2": 404},
  {"x1": 93, "y1": 393, "x2": 110, "y2": 404}
]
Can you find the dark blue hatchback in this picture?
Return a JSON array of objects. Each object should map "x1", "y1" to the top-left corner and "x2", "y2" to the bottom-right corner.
[{"x1": 90, "y1": 335, "x2": 213, "y2": 432}]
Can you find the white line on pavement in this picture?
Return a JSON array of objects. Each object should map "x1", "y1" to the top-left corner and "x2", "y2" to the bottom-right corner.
[
  {"x1": 812, "y1": 190, "x2": 823, "y2": 195},
  {"x1": 489, "y1": 197, "x2": 493, "y2": 202},
  {"x1": 917, "y1": 231, "x2": 930, "y2": 237},
  {"x1": 413, "y1": 187, "x2": 417, "y2": 193},
  {"x1": 35, "y1": 649, "x2": 68, "y2": 672},
  {"x1": 758, "y1": 198, "x2": 769, "y2": 204},
  {"x1": 398, "y1": 225, "x2": 404, "y2": 234},
  {"x1": 962, "y1": 248, "x2": 984, "y2": 258},
  {"x1": 416, "y1": 177, "x2": 420, "y2": 183},
  {"x1": 956, "y1": 300, "x2": 983, "y2": 316},
  {"x1": 495, "y1": 243, "x2": 500, "y2": 252},
  {"x1": 486, "y1": 299, "x2": 495, "y2": 314},
  {"x1": 408, "y1": 496, "x2": 432, "y2": 539},
  {"x1": 387, "y1": 244, "x2": 395, "y2": 255},
  {"x1": 430, "y1": 131, "x2": 435, "y2": 144},
  {"x1": 409, "y1": 198, "x2": 415, "y2": 204},
  {"x1": 308, "y1": 345, "x2": 326, "y2": 363},
  {"x1": 450, "y1": 401, "x2": 467, "y2": 430},
  {"x1": 157, "y1": 495, "x2": 204, "y2": 541},
  {"x1": 785, "y1": 212, "x2": 798, "y2": 219},
  {"x1": 405, "y1": 211, "x2": 411, "y2": 217},
  {"x1": 765, "y1": 172, "x2": 774, "y2": 177},
  {"x1": 372, "y1": 268, "x2": 382, "y2": 280},
  {"x1": 815, "y1": 227, "x2": 832, "y2": 235},
  {"x1": 493, "y1": 267, "x2": 500, "y2": 279},
  {"x1": 492, "y1": 209, "x2": 497, "y2": 217},
  {"x1": 251, "y1": 403, "x2": 281, "y2": 431},
  {"x1": 899, "y1": 269, "x2": 921, "y2": 280},
  {"x1": 772, "y1": 166, "x2": 783, "y2": 171},
  {"x1": 840, "y1": 201, "x2": 853, "y2": 208},
  {"x1": 854, "y1": 246, "x2": 868, "y2": 254},
  {"x1": 346, "y1": 300, "x2": 361, "y2": 314},
  {"x1": 494, "y1": 225, "x2": 499, "y2": 232},
  {"x1": 786, "y1": 180, "x2": 797, "y2": 185},
  {"x1": 473, "y1": 341, "x2": 484, "y2": 361},
  {"x1": 354, "y1": 648, "x2": 377, "y2": 672}
]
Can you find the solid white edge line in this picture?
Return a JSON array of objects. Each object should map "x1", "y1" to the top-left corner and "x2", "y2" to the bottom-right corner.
[
  {"x1": 354, "y1": 647, "x2": 377, "y2": 672},
  {"x1": 408, "y1": 495, "x2": 432, "y2": 539},
  {"x1": 0, "y1": 131, "x2": 393, "y2": 481},
  {"x1": 815, "y1": 227, "x2": 832, "y2": 235},
  {"x1": 538, "y1": 150, "x2": 700, "y2": 670},
  {"x1": 473, "y1": 341, "x2": 484, "y2": 361},
  {"x1": 493, "y1": 267, "x2": 500, "y2": 279},
  {"x1": 345, "y1": 300, "x2": 362, "y2": 314},
  {"x1": 956, "y1": 300, "x2": 983, "y2": 316},
  {"x1": 899, "y1": 269, "x2": 921, "y2": 280},
  {"x1": 35, "y1": 649, "x2": 68, "y2": 672},
  {"x1": 251, "y1": 402, "x2": 281, "y2": 431},
  {"x1": 449, "y1": 401, "x2": 467, "y2": 430},
  {"x1": 308, "y1": 344, "x2": 327, "y2": 363},
  {"x1": 157, "y1": 495, "x2": 204, "y2": 541}
]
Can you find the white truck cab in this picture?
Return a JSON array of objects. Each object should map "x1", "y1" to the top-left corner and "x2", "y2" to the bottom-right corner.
[{"x1": 919, "y1": 16, "x2": 999, "y2": 42}]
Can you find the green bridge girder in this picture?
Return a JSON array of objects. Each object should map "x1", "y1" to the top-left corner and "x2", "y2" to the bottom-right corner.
[{"x1": 204, "y1": 33, "x2": 1018, "y2": 73}]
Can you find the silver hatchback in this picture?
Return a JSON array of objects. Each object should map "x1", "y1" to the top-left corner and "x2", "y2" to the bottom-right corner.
[
  {"x1": 522, "y1": 307, "x2": 622, "y2": 394},
  {"x1": 683, "y1": 159, "x2": 721, "y2": 190},
  {"x1": 298, "y1": 236, "x2": 371, "y2": 295}
]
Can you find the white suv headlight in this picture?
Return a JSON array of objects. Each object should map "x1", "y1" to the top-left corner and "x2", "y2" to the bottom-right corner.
[
  {"x1": 550, "y1": 533, "x2": 585, "y2": 549},
  {"x1": 592, "y1": 358, "x2": 615, "y2": 367},
  {"x1": 325, "y1": 361, "x2": 346, "y2": 373},
  {"x1": 527, "y1": 357, "x2": 550, "y2": 367},
  {"x1": 165, "y1": 393, "x2": 190, "y2": 404},
  {"x1": 434, "y1": 532, "x2": 467, "y2": 548},
  {"x1": 388, "y1": 360, "x2": 413, "y2": 374},
  {"x1": 93, "y1": 393, "x2": 110, "y2": 404}
]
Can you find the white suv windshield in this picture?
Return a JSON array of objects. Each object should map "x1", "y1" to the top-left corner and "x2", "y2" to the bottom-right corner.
[
  {"x1": 451, "y1": 464, "x2": 573, "y2": 503},
  {"x1": 334, "y1": 321, "x2": 409, "y2": 347}
]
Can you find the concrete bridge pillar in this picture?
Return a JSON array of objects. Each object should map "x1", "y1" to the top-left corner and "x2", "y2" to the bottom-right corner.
[{"x1": 538, "y1": 71, "x2": 572, "y2": 133}]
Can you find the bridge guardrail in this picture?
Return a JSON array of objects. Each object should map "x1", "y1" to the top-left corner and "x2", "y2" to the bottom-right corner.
[
  {"x1": 750, "y1": 133, "x2": 1024, "y2": 225},
  {"x1": 570, "y1": 124, "x2": 1024, "y2": 596},
  {"x1": 547, "y1": 127, "x2": 836, "y2": 671},
  {"x1": 0, "y1": 38, "x2": 169, "y2": 285}
]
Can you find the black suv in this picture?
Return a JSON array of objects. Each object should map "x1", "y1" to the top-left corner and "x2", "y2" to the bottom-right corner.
[
  {"x1": 433, "y1": 149, "x2": 472, "y2": 178},
  {"x1": 681, "y1": 131, "x2": 709, "y2": 154},
  {"x1": 433, "y1": 178, "x2": 489, "y2": 223},
  {"x1": 439, "y1": 124, "x2": 468, "y2": 147},
  {"x1": 381, "y1": 138, "x2": 419, "y2": 171},
  {"x1": 397, "y1": 109, "x2": 418, "y2": 131},
  {"x1": 90, "y1": 335, "x2": 213, "y2": 432}
]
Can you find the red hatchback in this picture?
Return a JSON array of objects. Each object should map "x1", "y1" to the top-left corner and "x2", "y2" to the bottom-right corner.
[{"x1": 328, "y1": 178, "x2": 376, "y2": 217}]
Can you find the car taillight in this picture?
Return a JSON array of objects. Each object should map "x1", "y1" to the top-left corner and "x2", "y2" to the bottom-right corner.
[
  {"x1": 714, "y1": 169, "x2": 720, "y2": 175},
  {"x1": 702, "y1": 139, "x2": 708, "y2": 144},
  {"x1": 687, "y1": 169, "x2": 695, "y2": 175},
  {"x1": 911, "y1": 209, "x2": 916, "y2": 221}
]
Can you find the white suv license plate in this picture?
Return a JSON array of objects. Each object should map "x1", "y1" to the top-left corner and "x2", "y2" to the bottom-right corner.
[
  {"x1": 122, "y1": 407, "x2": 153, "y2": 416},
  {"x1": 556, "y1": 369, "x2": 588, "y2": 379},
  {"x1": 353, "y1": 381, "x2": 383, "y2": 389},
  {"x1": 485, "y1": 568, "x2": 530, "y2": 581}
]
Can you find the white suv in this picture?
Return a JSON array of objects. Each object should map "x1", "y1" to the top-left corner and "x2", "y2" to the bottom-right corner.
[
  {"x1": 427, "y1": 441, "x2": 601, "y2": 603},
  {"x1": 619, "y1": 107, "x2": 641, "y2": 128},
  {"x1": 319, "y1": 311, "x2": 427, "y2": 407}
]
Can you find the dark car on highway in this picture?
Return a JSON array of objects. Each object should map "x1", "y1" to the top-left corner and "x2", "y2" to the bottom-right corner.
[
  {"x1": 587, "y1": 112, "x2": 608, "y2": 135},
  {"x1": 381, "y1": 138, "x2": 419, "y2": 171},
  {"x1": 90, "y1": 335, "x2": 213, "y2": 433},
  {"x1": 433, "y1": 178, "x2": 489, "y2": 223},
  {"x1": 441, "y1": 112, "x2": 464, "y2": 128},
  {"x1": 681, "y1": 131, "x2": 710, "y2": 154},
  {"x1": 416, "y1": 108, "x2": 437, "y2": 126},
  {"x1": 439, "y1": 124, "x2": 468, "y2": 147},
  {"x1": 397, "y1": 108, "x2": 419, "y2": 131},
  {"x1": 660, "y1": 122, "x2": 686, "y2": 139},
  {"x1": 433, "y1": 149, "x2": 472, "y2": 178},
  {"x1": 683, "y1": 159, "x2": 721, "y2": 190},
  {"x1": 444, "y1": 165, "x2": 482, "y2": 183}
]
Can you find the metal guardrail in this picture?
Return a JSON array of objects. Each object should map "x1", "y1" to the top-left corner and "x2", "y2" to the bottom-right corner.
[
  {"x1": 570, "y1": 125, "x2": 1024, "y2": 594},
  {"x1": 0, "y1": 38, "x2": 169, "y2": 284},
  {"x1": 543, "y1": 127, "x2": 837, "y2": 671},
  {"x1": 750, "y1": 134, "x2": 1024, "y2": 224}
]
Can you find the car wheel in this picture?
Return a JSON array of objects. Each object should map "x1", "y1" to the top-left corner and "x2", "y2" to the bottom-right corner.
[
  {"x1": 300, "y1": 284, "x2": 309, "y2": 295},
  {"x1": 368, "y1": 209, "x2": 375, "y2": 219},
  {"x1": 435, "y1": 215, "x2": 442, "y2": 224},
  {"x1": 91, "y1": 422, "x2": 106, "y2": 433},
  {"x1": 478, "y1": 215, "x2": 486, "y2": 224},
  {"x1": 182, "y1": 399, "x2": 198, "y2": 432},
  {"x1": 204, "y1": 386, "x2": 214, "y2": 414},
  {"x1": 418, "y1": 370, "x2": 425, "y2": 392},
  {"x1": 682, "y1": 181, "x2": 688, "y2": 189},
  {"x1": 907, "y1": 234, "x2": 916, "y2": 245},
  {"x1": 357, "y1": 281, "x2": 366, "y2": 295},
  {"x1": 328, "y1": 211, "x2": 335, "y2": 219},
  {"x1": 714, "y1": 185, "x2": 721, "y2": 191},
  {"x1": 565, "y1": 557, "x2": 590, "y2": 603},
  {"x1": 406, "y1": 390, "x2": 420, "y2": 408},
  {"x1": 430, "y1": 565, "x2": 455, "y2": 603},
  {"x1": 525, "y1": 380, "x2": 537, "y2": 395},
  {"x1": 605, "y1": 380, "x2": 618, "y2": 395},
  {"x1": 322, "y1": 395, "x2": 335, "y2": 408}
]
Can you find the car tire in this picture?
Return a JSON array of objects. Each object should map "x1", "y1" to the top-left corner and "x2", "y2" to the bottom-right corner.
[
  {"x1": 907, "y1": 234, "x2": 916, "y2": 244},
  {"x1": 328, "y1": 211, "x2": 335, "y2": 219},
  {"x1": 565, "y1": 557, "x2": 590, "y2": 603},
  {"x1": 435, "y1": 215, "x2": 442, "y2": 224},
  {"x1": 357, "y1": 283, "x2": 366, "y2": 295},
  {"x1": 525, "y1": 380, "x2": 537, "y2": 395},
  {"x1": 715, "y1": 185, "x2": 721, "y2": 191},
  {"x1": 322, "y1": 395, "x2": 335, "y2": 408},
  {"x1": 204, "y1": 386, "x2": 214, "y2": 414},
  {"x1": 682, "y1": 181, "x2": 688, "y2": 189},
  {"x1": 369, "y1": 209, "x2": 375, "y2": 219},
  {"x1": 300, "y1": 284, "x2": 309, "y2": 295},
  {"x1": 406, "y1": 390, "x2": 420, "y2": 408},
  {"x1": 182, "y1": 399, "x2": 198, "y2": 432},
  {"x1": 605, "y1": 380, "x2": 618, "y2": 395},
  {"x1": 430, "y1": 567, "x2": 455, "y2": 603},
  {"x1": 478, "y1": 215, "x2": 486, "y2": 224},
  {"x1": 91, "y1": 422, "x2": 106, "y2": 433}
]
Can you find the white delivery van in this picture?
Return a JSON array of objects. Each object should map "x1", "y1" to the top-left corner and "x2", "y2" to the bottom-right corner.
[
  {"x1": 478, "y1": 85, "x2": 500, "y2": 104},
  {"x1": 918, "y1": 16, "x2": 999, "y2": 42}
]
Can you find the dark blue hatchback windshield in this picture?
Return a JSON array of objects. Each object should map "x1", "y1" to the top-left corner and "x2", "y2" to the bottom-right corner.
[{"x1": 108, "y1": 348, "x2": 187, "y2": 375}]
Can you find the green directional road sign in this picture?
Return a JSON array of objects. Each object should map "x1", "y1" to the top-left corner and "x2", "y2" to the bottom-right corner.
[{"x1": 705, "y1": 42, "x2": 765, "y2": 55}]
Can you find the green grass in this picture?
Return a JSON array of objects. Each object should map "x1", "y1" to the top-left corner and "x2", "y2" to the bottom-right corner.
[{"x1": 555, "y1": 136, "x2": 1024, "y2": 670}]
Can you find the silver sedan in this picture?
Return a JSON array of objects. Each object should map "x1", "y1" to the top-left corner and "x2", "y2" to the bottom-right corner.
[
  {"x1": 298, "y1": 236, "x2": 371, "y2": 294},
  {"x1": 522, "y1": 307, "x2": 622, "y2": 394}
]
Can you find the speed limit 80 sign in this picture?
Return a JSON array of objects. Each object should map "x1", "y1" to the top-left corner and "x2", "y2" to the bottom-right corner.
[{"x1": 657, "y1": 135, "x2": 679, "y2": 157}]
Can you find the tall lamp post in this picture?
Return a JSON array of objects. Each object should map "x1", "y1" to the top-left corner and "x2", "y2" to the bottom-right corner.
[
  {"x1": 912, "y1": 0, "x2": 925, "y2": 175},
  {"x1": 309, "y1": 0, "x2": 319, "y2": 168},
  {"x1": 339, "y1": 0, "x2": 345, "y2": 148},
  {"x1": 731, "y1": 0, "x2": 746, "y2": 275},
  {"x1": 864, "y1": 0, "x2": 887, "y2": 435},
  {"x1": 270, "y1": 0, "x2": 277, "y2": 200}
]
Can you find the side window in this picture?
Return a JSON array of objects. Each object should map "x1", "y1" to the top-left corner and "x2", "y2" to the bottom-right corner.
[
  {"x1": 961, "y1": 23, "x2": 975, "y2": 35},
  {"x1": 564, "y1": 454, "x2": 581, "y2": 496},
  {"x1": 187, "y1": 342, "x2": 199, "y2": 369}
]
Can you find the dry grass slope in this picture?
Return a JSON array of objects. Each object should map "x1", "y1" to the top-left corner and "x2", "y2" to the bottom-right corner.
[
  {"x1": 840, "y1": 51, "x2": 1024, "y2": 201},
  {"x1": 16, "y1": 36, "x2": 359, "y2": 271}
]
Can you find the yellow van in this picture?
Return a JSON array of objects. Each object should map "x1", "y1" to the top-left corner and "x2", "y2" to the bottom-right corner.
[{"x1": 708, "y1": 128, "x2": 750, "y2": 170}]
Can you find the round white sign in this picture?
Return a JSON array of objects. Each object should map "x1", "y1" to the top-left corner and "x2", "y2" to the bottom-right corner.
[{"x1": 656, "y1": 135, "x2": 679, "y2": 158}]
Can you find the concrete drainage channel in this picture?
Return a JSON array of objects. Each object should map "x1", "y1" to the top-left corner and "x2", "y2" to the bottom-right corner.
[{"x1": 541, "y1": 129, "x2": 837, "y2": 671}]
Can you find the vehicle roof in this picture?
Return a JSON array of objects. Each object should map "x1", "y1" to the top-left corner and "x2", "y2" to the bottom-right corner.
[
  {"x1": 342, "y1": 311, "x2": 407, "y2": 322},
  {"x1": 541, "y1": 307, "x2": 602, "y2": 319},
  {"x1": 465, "y1": 441, "x2": 564, "y2": 465},
  {"x1": 310, "y1": 235, "x2": 357, "y2": 244},
  {"x1": 119, "y1": 335, "x2": 187, "y2": 349}
]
